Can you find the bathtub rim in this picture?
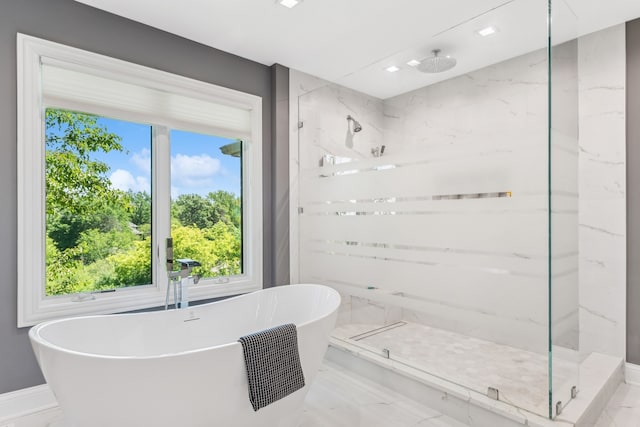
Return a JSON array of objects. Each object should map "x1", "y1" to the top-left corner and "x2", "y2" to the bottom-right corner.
[{"x1": 29, "y1": 283, "x2": 340, "y2": 361}]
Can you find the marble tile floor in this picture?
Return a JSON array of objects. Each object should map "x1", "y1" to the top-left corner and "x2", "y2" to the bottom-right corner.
[
  {"x1": 4, "y1": 361, "x2": 465, "y2": 427},
  {"x1": 334, "y1": 321, "x2": 577, "y2": 417},
  {"x1": 594, "y1": 383, "x2": 640, "y2": 427},
  {"x1": 4, "y1": 363, "x2": 640, "y2": 426},
  {"x1": 301, "y1": 361, "x2": 468, "y2": 426}
]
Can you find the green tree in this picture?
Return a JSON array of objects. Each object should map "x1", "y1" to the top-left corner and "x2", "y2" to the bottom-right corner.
[
  {"x1": 47, "y1": 202, "x2": 132, "y2": 252},
  {"x1": 205, "y1": 221, "x2": 242, "y2": 275},
  {"x1": 129, "y1": 191, "x2": 151, "y2": 227},
  {"x1": 171, "y1": 225, "x2": 218, "y2": 277},
  {"x1": 45, "y1": 236, "x2": 93, "y2": 295},
  {"x1": 99, "y1": 238, "x2": 152, "y2": 288},
  {"x1": 172, "y1": 191, "x2": 241, "y2": 230},
  {"x1": 45, "y1": 108, "x2": 128, "y2": 215},
  {"x1": 173, "y1": 194, "x2": 213, "y2": 228},
  {"x1": 77, "y1": 228, "x2": 137, "y2": 264},
  {"x1": 45, "y1": 108, "x2": 137, "y2": 295},
  {"x1": 206, "y1": 190, "x2": 241, "y2": 228}
]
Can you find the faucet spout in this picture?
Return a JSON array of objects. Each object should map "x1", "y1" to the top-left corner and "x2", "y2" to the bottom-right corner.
[{"x1": 165, "y1": 257, "x2": 201, "y2": 310}]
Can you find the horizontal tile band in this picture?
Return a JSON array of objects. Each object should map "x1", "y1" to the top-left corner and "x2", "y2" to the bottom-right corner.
[
  {"x1": 307, "y1": 249, "x2": 579, "y2": 279},
  {"x1": 312, "y1": 278, "x2": 548, "y2": 328},
  {"x1": 312, "y1": 239, "x2": 578, "y2": 261},
  {"x1": 304, "y1": 190, "x2": 578, "y2": 206},
  {"x1": 318, "y1": 278, "x2": 578, "y2": 328},
  {"x1": 304, "y1": 208, "x2": 578, "y2": 216},
  {"x1": 311, "y1": 147, "x2": 578, "y2": 179}
]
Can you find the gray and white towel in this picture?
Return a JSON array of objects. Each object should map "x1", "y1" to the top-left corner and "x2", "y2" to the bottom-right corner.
[{"x1": 238, "y1": 323, "x2": 305, "y2": 411}]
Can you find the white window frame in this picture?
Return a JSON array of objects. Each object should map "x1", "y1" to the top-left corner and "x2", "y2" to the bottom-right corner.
[{"x1": 17, "y1": 34, "x2": 263, "y2": 327}]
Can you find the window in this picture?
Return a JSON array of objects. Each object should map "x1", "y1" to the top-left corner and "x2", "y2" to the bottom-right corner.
[
  {"x1": 44, "y1": 111, "x2": 153, "y2": 296},
  {"x1": 17, "y1": 34, "x2": 263, "y2": 326}
]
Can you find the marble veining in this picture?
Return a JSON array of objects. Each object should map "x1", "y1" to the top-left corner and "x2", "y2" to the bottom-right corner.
[
  {"x1": 289, "y1": 70, "x2": 385, "y2": 283},
  {"x1": 594, "y1": 383, "x2": 640, "y2": 427},
  {"x1": 295, "y1": 41, "x2": 584, "y2": 353},
  {"x1": 301, "y1": 362, "x2": 468, "y2": 427},
  {"x1": 6, "y1": 362, "x2": 468, "y2": 427},
  {"x1": 578, "y1": 24, "x2": 627, "y2": 359},
  {"x1": 334, "y1": 321, "x2": 576, "y2": 418},
  {"x1": 291, "y1": 25, "x2": 627, "y2": 424},
  {"x1": 6, "y1": 359, "x2": 634, "y2": 426}
]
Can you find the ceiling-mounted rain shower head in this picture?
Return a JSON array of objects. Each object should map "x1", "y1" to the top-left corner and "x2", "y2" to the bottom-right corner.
[
  {"x1": 416, "y1": 49, "x2": 457, "y2": 74},
  {"x1": 347, "y1": 115, "x2": 363, "y2": 132}
]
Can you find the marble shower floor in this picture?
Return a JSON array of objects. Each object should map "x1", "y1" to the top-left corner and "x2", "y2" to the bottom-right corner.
[{"x1": 333, "y1": 321, "x2": 577, "y2": 417}]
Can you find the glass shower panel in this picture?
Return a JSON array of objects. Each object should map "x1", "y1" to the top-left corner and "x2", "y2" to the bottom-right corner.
[
  {"x1": 296, "y1": 0, "x2": 552, "y2": 418},
  {"x1": 549, "y1": 0, "x2": 580, "y2": 418}
]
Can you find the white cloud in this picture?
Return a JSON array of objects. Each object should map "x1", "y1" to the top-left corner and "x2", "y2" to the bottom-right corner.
[
  {"x1": 171, "y1": 154, "x2": 222, "y2": 193},
  {"x1": 112, "y1": 153, "x2": 224, "y2": 197},
  {"x1": 110, "y1": 169, "x2": 150, "y2": 193},
  {"x1": 131, "y1": 148, "x2": 151, "y2": 174}
]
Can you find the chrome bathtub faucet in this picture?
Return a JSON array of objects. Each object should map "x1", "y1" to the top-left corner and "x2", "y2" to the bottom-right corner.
[
  {"x1": 165, "y1": 238, "x2": 201, "y2": 310},
  {"x1": 166, "y1": 259, "x2": 201, "y2": 310}
]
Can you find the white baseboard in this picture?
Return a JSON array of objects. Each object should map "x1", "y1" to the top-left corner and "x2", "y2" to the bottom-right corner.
[
  {"x1": 0, "y1": 384, "x2": 57, "y2": 422},
  {"x1": 626, "y1": 362, "x2": 640, "y2": 386}
]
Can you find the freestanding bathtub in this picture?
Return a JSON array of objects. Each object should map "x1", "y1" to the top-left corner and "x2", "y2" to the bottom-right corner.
[{"x1": 29, "y1": 284, "x2": 340, "y2": 427}]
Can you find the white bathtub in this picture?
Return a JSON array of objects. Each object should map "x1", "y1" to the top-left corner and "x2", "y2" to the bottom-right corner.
[{"x1": 29, "y1": 284, "x2": 340, "y2": 427}]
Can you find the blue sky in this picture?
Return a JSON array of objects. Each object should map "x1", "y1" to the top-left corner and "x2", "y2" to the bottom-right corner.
[{"x1": 92, "y1": 117, "x2": 242, "y2": 198}]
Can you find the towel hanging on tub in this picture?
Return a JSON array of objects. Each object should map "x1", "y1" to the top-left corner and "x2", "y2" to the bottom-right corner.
[{"x1": 238, "y1": 323, "x2": 306, "y2": 411}]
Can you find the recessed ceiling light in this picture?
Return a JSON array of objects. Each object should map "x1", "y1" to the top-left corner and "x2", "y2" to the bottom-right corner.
[
  {"x1": 477, "y1": 26, "x2": 497, "y2": 37},
  {"x1": 386, "y1": 66, "x2": 400, "y2": 73},
  {"x1": 279, "y1": 0, "x2": 300, "y2": 8},
  {"x1": 406, "y1": 59, "x2": 421, "y2": 67}
]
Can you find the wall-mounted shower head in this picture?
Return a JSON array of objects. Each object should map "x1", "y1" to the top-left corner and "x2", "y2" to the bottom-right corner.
[
  {"x1": 347, "y1": 115, "x2": 362, "y2": 132},
  {"x1": 417, "y1": 49, "x2": 457, "y2": 74}
]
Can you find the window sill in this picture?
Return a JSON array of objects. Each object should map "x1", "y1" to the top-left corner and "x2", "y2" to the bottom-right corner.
[{"x1": 18, "y1": 280, "x2": 262, "y2": 328}]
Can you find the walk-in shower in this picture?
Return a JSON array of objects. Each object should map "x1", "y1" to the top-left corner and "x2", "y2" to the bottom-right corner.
[{"x1": 294, "y1": 0, "x2": 590, "y2": 420}]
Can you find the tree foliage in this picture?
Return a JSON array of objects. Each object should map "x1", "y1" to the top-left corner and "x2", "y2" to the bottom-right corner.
[
  {"x1": 45, "y1": 109, "x2": 128, "y2": 215},
  {"x1": 44, "y1": 108, "x2": 242, "y2": 296},
  {"x1": 129, "y1": 191, "x2": 151, "y2": 227},
  {"x1": 173, "y1": 191, "x2": 241, "y2": 230}
]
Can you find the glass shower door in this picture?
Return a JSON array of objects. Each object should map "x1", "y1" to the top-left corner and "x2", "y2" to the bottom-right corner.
[
  {"x1": 549, "y1": 0, "x2": 580, "y2": 418},
  {"x1": 294, "y1": 0, "x2": 580, "y2": 419}
]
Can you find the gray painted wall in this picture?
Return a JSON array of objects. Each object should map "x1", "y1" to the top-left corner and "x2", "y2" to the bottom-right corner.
[
  {"x1": 0, "y1": 0, "x2": 277, "y2": 394},
  {"x1": 628, "y1": 18, "x2": 640, "y2": 364},
  {"x1": 271, "y1": 64, "x2": 290, "y2": 286}
]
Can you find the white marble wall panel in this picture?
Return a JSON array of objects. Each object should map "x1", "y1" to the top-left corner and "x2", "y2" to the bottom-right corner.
[
  {"x1": 550, "y1": 39, "x2": 580, "y2": 360},
  {"x1": 291, "y1": 24, "x2": 627, "y2": 362},
  {"x1": 384, "y1": 48, "x2": 549, "y2": 174},
  {"x1": 289, "y1": 71, "x2": 385, "y2": 283},
  {"x1": 293, "y1": 47, "x2": 565, "y2": 352},
  {"x1": 578, "y1": 24, "x2": 627, "y2": 358},
  {"x1": 375, "y1": 48, "x2": 553, "y2": 352}
]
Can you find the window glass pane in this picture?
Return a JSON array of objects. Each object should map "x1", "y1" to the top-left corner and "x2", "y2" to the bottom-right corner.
[
  {"x1": 45, "y1": 108, "x2": 152, "y2": 296},
  {"x1": 170, "y1": 130, "x2": 242, "y2": 279}
]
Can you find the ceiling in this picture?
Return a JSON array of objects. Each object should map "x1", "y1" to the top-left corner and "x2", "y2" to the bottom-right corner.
[{"x1": 74, "y1": 0, "x2": 640, "y2": 99}]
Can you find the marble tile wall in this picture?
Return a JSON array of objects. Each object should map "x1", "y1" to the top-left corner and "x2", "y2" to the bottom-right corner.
[
  {"x1": 578, "y1": 24, "x2": 627, "y2": 358},
  {"x1": 550, "y1": 40, "x2": 580, "y2": 352},
  {"x1": 288, "y1": 71, "x2": 385, "y2": 283},
  {"x1": 380, "y1": 46, "x2": 555, "y2": 353},
  {"x1": 290, "y1": 23, "x2": 627, "y2": 361},
  {"x1": 383, "y1": 49, "x2": 548, "y2": 162}
]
